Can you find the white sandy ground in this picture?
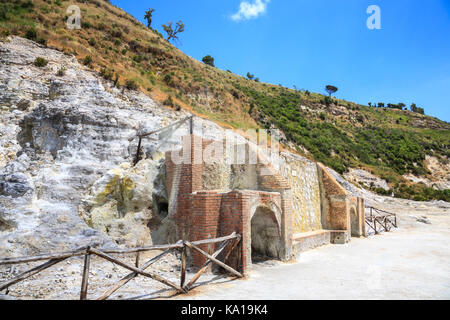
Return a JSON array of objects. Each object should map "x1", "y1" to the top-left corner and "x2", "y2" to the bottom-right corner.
[
  {"x1": 172, "y1": 204, "x2": 450, "y2": 300},
  {"x1": 0, "y1": 201, "x2": 449, "y2": 300}
]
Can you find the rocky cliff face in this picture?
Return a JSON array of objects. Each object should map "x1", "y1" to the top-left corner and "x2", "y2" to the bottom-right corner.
[
  {"x1": 3, "y1": 37, "x2": 445, "y2": 259},
  {"x1": 0, "y1": 37, "x2": 326, "y2": 257},
  {"x1": 0, "y1": 37, "x2": 231, "y2": 256}
]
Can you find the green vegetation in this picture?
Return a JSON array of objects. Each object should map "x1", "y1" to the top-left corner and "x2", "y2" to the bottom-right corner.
[
  {"x1": 202, "y1": 55, "x2": 215, "y2": 67},
  {"x1": 163, "y1": 95, "x2": 174, "y2": 107},
  {"x1": 411, "y1": 103, "x2": 425, "y2": 115},
  {"x1": 83, "y1": 56, "x2": 93, "y2": 66},
  {"x1": 25, "y1": 28, "x2": 36, "y2": 40},
  {"x1": 100, "y1": 68, "x2": 114, "y2": 81},
  {"x1": 33, "y1": 57, "x2": 48, "y2": 67},
  {"x1": 325, "y1": 85, "x2": 338, "y2": 97},
  {"x1": 232, "y1": 81, "x2": 450, "y2": 202},
  {"x1": 162, "y1": 20, "x2": 184, "y2": 42},
  {"x1": 0, "y1": 0, "x2": 34, "y2": 23},
  {"x1": 125, "y1": 79, "x2": 139, "y2": 90},
  {"x1": 0, "y1": 0, "x2": 448, "y2": 202},
  {"x1": 144, "y1": 8, "x2": 155, "y2": 28},
  {"x1": 368, "y1": 101, "x2": 425, "y2": 114}
]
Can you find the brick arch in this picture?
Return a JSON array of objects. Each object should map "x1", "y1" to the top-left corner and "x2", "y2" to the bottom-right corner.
[
  {"x1": 250, "y1": 205, "x2": 283, "y2": 260},
  {"x1": 249, "y1": 198, "x2": 282, "y2": 233},
  {"x1": 349, "y1": 198, "x2": 365, "y2": 237}
]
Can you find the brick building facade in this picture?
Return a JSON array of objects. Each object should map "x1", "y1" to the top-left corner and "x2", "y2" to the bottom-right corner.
[{"x1": 165, "y1": 135, "x2": 365, "y2": 275}]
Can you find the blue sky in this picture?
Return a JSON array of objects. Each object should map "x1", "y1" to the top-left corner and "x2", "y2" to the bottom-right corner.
[{"x1": 111, "y1": 0, "x2": 450, "y2": 122}]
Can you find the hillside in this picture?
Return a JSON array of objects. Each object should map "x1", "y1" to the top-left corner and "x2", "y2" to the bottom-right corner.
[{"x1": 1, "y1": 0, "x2": 449, "y2": 201}]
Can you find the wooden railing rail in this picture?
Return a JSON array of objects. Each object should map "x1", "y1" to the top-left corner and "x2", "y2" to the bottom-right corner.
[
  {"x1": 0, "y1": 232, "x2": 242, "y2": 300},
  {"x1": 365, "y1": 206, "x2": 398, "y2": 235}
]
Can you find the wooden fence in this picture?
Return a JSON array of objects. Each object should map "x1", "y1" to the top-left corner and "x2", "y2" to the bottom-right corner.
[
  {"x1": 0, "y1": 232, "x2": 242, "y2": 300},
  {"x1": 365, "y1": 207, "x2": 397, "y2": 235}
]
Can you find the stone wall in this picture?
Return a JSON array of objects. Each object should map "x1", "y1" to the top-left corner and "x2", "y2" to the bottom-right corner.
[
  {"x1": 280, "y1": 153, "x2": 322, "y2": 233},
  {"x1": 164, "y1": 134, "x2": 371, "y2": 273},
  {"x1": 165, "y1": 135, "x2": 293, "y2": 274},
  {"x1": 317, "y1": 163, "x2": 365, "y2": 241}
]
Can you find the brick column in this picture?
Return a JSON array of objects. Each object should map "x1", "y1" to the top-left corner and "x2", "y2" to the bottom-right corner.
[
  {"x1": 220, "y1": 191, "x2": 250, "y2": 275},
  {"x1": 191, "y1": 192, "x2": 222, "y2": 267},
  {"x1": 166, "y1": 135, "x2": 204, "y2": 240}
]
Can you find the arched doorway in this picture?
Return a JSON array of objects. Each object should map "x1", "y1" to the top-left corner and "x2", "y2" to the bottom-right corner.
[{"x1": 251, "y1": 206, "x2": 282, "y2": 263}]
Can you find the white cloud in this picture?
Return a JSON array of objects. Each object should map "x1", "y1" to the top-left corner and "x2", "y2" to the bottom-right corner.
[{"x1": 231, "y1": 0, "x2": 270, "y2": 21}]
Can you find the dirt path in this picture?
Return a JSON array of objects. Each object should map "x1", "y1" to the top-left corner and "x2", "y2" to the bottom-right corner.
[{"x1": 174, "y1": 205, "x2": 450, "y2": 300}]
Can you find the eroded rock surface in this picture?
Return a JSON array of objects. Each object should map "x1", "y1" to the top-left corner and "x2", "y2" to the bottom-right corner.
[
  {"x1": 0, "y1": 37, "x2": 231, "y2": 256},
  {"x1": 344, "y1": 168, "x2": 390, "y2": 192},
  {"x1": 1, "y1": 36, "x2": 448, "y2": 260}
]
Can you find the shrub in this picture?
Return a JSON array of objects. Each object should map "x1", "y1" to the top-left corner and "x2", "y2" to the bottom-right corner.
[
  {"x1": 34, "y1": 57, "x2": 48, "y2": 67},
  {"x1": 133, "y1": 55, "x2": 143, "y2": 63},
  {"x1": 21, "y1": 0, "x2": 34, "y2": 9},
  {"x1": 56, "y1": 67, "x2": 66, "y2": 76},
  {"x1": 202, "y1": 55, "x2": 215, "y2": 67},
  {"x1": 0, "y1": 5, "x2": 8, "y2": 21},
  {"x1": 125, "y1": 79, "x2": 138, "y2": 90},
  {"x1": 100, "y1": 68, "x2": 114, "y2": 81},
  {"x1": 88, "y1": 38, "x2": 96, "y2": 46},
  {"x1": 25, "y1": 28, "x2": 37, "y2": 41},
  {"x1": 83, "y1": 56, "x2": 92, "y2": 66},
  {"x1": 163, "y1": 74, "x2": 173, "y2": 86},
  {"x1": 322, "y1": 96, "x2": 332, "y2": 106},
  {"x1": 163, "y1": 95, "x2": 174, "y2": 107},
  {"x1": 82, "y1": 21, "x2": 91, "y2": 29},
  {"x1": 248, "y1": 103, "x2": 255, "y2": 115},
  {"x1": 111, "y1": 29, "x2": 122, "y2": 38},
  {"x1": 129, "y1": 40, "x2": 140, "y2": 52}
]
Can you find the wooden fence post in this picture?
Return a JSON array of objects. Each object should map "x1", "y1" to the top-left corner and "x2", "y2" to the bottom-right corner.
[
  {"x1": 80, "y1": 246, "x2": 91, "y2": 300},
  {"x1": 237, "y1": 239, "x2": 242, "y2": 273},
  {"x1": 374, "y1": 217, "x2": 377, "y2": 234},
  {"x1": 180, "y1": 242, "x2": 187, "y2": 288},
  {"x1": 89, "y1": 248, "x2": 185, "y2": 293},
  {"x1": 135, "y1": 242, "x2": 142, "y2": 268},
  {"x1": 222, "y1": 236, "x2": 241, "y2": 272},
  {"x1": 0, "y1": 233, "x2": 244, "y2": 300},
  {"x1": 184, "y1": 242, "x2": 243, "y2": 278}
]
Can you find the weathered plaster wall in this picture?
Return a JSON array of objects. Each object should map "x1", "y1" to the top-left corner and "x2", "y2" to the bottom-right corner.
[
  {"x1": 251, "y1": 207, "x2": 282, "y2": 259},
  {"x1": 202, "y1": 141, "x2": 259, "y2": 192},
  {"x1": 280, "y1": 153, "x2": 322, "y2": 233}
]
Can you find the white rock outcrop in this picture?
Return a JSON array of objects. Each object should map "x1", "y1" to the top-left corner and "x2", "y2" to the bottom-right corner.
[{"x1": 0, "y1": 37, "x2": 232, "y2": 256}]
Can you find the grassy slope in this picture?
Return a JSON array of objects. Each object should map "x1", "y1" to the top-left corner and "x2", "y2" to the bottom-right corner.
[{"x1": 1, "y1": 0, "x2": 449, "y2": 201}]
